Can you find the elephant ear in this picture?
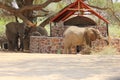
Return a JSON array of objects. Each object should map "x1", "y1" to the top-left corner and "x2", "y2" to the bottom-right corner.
[
  {"x1": 90, "y1": 28, "x2": 100, "y2": 39},
  {"x1": 91, "y1": 28, "x2": 98, "y2": 37},
  {"x1": 84, "y1": 28, "x2": 91, "y2": 46}
]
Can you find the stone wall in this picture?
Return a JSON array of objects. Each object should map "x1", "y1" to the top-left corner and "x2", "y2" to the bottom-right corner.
[
  {"x1": 30, "y1": 36, "x2": 120, "y2": 53},
  {"x1": 30, "y1": 26, "x2": 120, "y2": 54},
  {"x1": 92, "y1": 38, "x2": 120, "y2": 52},
  {"x1": 30, "y1": 36, "x2": 64, "y2": 53},
  {"x1": 111, "y1": 38, "x2": 120, "y2": 52},
  {"x1": 51, "y1": 26, "x2": 68, "y2": 37}
]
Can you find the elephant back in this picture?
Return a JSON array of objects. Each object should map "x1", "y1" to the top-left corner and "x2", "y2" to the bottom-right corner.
[
  {"x1": 63, "y1": 26, "x2": 87, "y2": 46},
  {"x1": 36, "y1": 27, "x2": 48, "y2": 36},
  {"x1": 16, "y1": 22, "x2": 26, "y2": 35},
  {"x1": 6, "y1": 22, "x2": 17, "y2": 34},
  {"x1": 6, "y1": 22, "x2": 25, "y2": 35}
]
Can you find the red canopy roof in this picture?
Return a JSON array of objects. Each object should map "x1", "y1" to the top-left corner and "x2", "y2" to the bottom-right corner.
[{"x1": 50, "y1": 0, "x2": 109, "y2": 23}]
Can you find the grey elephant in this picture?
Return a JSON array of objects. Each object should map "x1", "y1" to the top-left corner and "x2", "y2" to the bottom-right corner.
[
  {"x1": 5, "y1": 22, "x2": 26, "y2": 51},
  {"x1": 23, "y1": 26, "x2": 48, "y2": 52},
  {"x1": 63, "y1": 26, "x2": 108, "y2": 54}
]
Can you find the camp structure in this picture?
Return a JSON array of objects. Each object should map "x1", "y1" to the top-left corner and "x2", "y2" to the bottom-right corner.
[{"x1": 50, "y1": 0, "x2": 109, "y2": 36}]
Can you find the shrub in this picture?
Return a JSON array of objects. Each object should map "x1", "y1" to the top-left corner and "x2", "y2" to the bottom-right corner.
[{"x1": 91, "y1": 46, "x2": 119, "y2": 55}]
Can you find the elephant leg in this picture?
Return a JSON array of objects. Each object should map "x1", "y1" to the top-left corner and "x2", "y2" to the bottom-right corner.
[
  {"x1": 13, "y1": 36, "x2": 19, "y2": 51},
  {"x1": 64, "y1": 43, "x2": 71, "y2": 54},
  {"x1": 13, "y1": 40, "x2": 16, "y2": 51},
  {"x1": 19, "y1": 38, "x2": 24, "y2": 51},
  {"x1": 16, "y1": 37, "x2": 22, "y2": 51},
  {"x1": 89, "y1": 41, "x2": 92, "y2": 47},
  {"x1": 19, "y1": 42, "x2": 23, "y2": 51},
  {"x1": 8, "y1": 40, "x2": 14, "y2": 51},
  {"x1": 23, "y1": 36, "x2": 30, "y2": 52},
  {"x1": 68, "y1": 46, "x2": 72, "y2": 54},
  {"x1": 64, "y1": 47, "x2": 67, "y2": 54}
]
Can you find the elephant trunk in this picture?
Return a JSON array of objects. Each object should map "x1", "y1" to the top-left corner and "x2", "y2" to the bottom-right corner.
[{"x1": 100, "y1": 37, "x2": 109, "y2": 45}]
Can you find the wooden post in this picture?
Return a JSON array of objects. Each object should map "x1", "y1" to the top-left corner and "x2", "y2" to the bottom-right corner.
[
  {"x1": 50, "y1": 22, "x2": 52, "y2": 37},
  {"x1": 106, "y1": 23, "x2": 109, "y2": 36},
  {"x1": 106, "y1": 23, "x2": 110, "y2": 45}
]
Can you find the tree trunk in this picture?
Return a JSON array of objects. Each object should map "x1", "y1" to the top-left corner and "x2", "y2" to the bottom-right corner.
[
  {"x1": 0, "y1": 0, "x2": 62, "y2": 51},
  {"x1": 16, "y1": 0, "x2": 36, "y2": 51}
]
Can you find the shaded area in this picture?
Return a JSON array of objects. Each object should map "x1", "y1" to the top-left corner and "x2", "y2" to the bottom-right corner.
[{"x1": 64, "y1": 16, "x2": 97, "y2": 27}]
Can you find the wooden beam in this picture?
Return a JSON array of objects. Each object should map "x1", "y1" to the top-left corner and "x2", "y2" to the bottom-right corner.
[
  {"x1": 79, "y1": 0, "x2": 109, "y2": 23},
  {"x1": 61, "y1": 11, "x2": 75, "y2": 21}
]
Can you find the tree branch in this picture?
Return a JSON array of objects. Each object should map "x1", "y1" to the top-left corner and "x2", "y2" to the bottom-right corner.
[
  {"x1": 19, "y1": 0, "x2": 62, "y2": 13},
  {"x1": 87, "y1": 4, "x2": 109, "y2": 10},
  {"x1": 39, "y1": 14, "x2": 55, "y2": 27},
  {"x1": 0, "y1": 2, "x2": 17, "y2": 14},
  {"x1": 32, "y1": 13, "x2": 49, "y2": 18},
  {"x1": 88, "y1": 4, "x2": 120, "y2": 24},
  {"x1": 0, "y1": 0, "x2": 62, "y2": 27},
  {"x1": 17, "y1": 13, "x2": 36, "y2": 27}
]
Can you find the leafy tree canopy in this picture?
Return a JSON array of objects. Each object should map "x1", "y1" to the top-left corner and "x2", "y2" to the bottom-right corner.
[{"x1": 0, "y1": 0, "x2": 120, "y2": 26}]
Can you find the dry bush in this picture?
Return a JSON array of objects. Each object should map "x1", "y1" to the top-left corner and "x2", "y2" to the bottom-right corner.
[{"x1": 91, "y1": 46, "x2": 119, "y2": 55}]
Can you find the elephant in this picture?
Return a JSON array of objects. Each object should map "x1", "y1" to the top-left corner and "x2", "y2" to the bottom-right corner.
[
  {"x1": 31, "y1": 31, "x2": 42, "y2": 36},
  {"x1": 63, "y1": 26, "x2": 108, "y2": 54},
  {"x1": 23, "y1": 26, "x2": 48, "y2": 52},
  {"x1": 36, "y1": 26, "x2": 48, "y2": 36},
  {"x1": 63, "y1": 26, "x2": 87, "y2": 54},
  {"x1": 5, "y1": 22, "x2": 26, "y2": 51}
]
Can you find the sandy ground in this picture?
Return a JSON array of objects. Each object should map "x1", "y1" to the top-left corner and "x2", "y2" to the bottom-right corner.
[{"x1": 0, "y1": 52, "x2": 120, "y2": 80}]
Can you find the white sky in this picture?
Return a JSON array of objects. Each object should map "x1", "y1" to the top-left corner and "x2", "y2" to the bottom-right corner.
[
  {"x1": 12, "y1": 0, "x2": 19, "y2": 9},
  {"x1": 113, "y1": 0, "x2": 120, "y2": 2}
]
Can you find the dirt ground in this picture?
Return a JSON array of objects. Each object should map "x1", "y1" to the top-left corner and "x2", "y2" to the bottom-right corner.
[{"x1": 0, "y1": 51, "x2": 120, "y2": 80}]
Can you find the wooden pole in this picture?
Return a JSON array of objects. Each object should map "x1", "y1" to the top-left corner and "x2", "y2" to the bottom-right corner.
[
  {"x1": 50, "y1": 22, "x2": 52, "y2": 37},
  {"x1": 106, "y1": 23, "x2": 110, "y2": 45}
]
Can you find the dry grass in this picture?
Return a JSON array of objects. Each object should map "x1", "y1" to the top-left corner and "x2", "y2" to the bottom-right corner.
[{"x1": 91, "y1": 46, "x2": 119, "y2": 55}]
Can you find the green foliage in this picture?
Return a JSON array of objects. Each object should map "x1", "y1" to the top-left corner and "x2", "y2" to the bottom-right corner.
[
  {"x1": 0, "y1": 17, "x2": 15, "y2": 35},
  {"x1": 109, "y1": 24, "x2": 120, "y2": 37},
  {"x1": 113, "y1": 2, "x2": 120, "y2": 11},
  {"x1": 45, "y1": 1, "x2": 66, "y2": 13},
  {"x1": 88, "y1": 0, "x2": 107, "y2": 7},
  {"x1": 0, "y1": 0, "x2": 13, "y2": 6},
  {"x1": 56, "y1": 1, "x2": 66, "y2": 12},
  {"x1": 33, "y1": 0, "x2": 45, "y2": 5},
  {"x1": 0, "y1": 20, "x2": 5, "y2": 35}
]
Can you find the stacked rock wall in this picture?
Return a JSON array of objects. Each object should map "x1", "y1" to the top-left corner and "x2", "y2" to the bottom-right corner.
[
  {"x1": 51, "y1": 26, "x2": 68, "y2": 37},
  {"x1": 30, "y1": 36, "x2": 120, "y2": 53},
  {"x1": 30, "y1": 36, "x2": 64, "y2": 53},
  {"x1": 111, "y1": 38, "x2": 120, "y2": 52},
  {"x1": 93, "y1": 38, "x2": 120, "y2": 52},
  {"x1": 30, "y1": 26, "x2": 120, "y2": 54}
]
